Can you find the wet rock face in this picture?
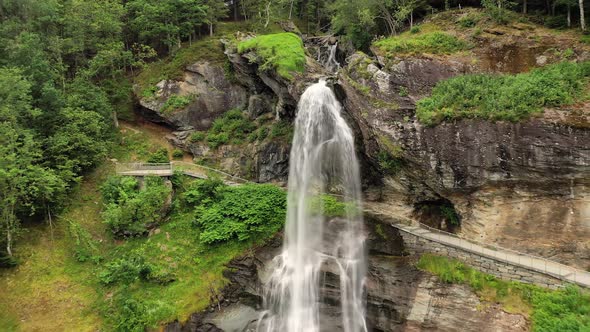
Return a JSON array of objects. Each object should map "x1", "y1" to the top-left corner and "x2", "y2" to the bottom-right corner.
[
  {"x1": 163, "y1": 224, "x2": 528, "y2": 332},
  {"x1": 136, "y1": 61, "x2": 248, "y2": 130}
]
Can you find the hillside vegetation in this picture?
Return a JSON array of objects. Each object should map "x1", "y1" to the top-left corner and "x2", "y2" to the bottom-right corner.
[
  {"x1": 417, "y1": 61, "x2": 590, "y2": 125},
  {"x1": 418, "y1": 254, "x2": 590, "y2": 331},
  {"x1": 238, "y1": 32, "x2": 306, "y2": 80}
]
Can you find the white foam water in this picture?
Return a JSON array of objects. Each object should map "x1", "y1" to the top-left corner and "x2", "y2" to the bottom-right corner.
[{"x1": 257, "y1": 80, "x2": 367, "y2": 332}]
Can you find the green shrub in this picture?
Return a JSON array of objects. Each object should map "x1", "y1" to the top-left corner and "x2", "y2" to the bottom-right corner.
[
  {"x1": 544, "y1": 15, "x2": 567, "y2": 29},
  {"x1": 100, "y1": 176, "x2": 139, "y2": 204},
  {"x1": 531, "y1": 285, "x2": 590, "y2": 330},
  {"x1": 410, "y1": 25, "x2": 421, "y2": 33},
  {"x1": 440, "y1": 205, "x2": 461, "y2": 226},
  {"x1": 68, "y1": 220, "x2": 101, "y2": 263},
  {"x1": 101, "y1": 176, "x2": 172, "y2": 237},
  {"x1": 183, "y1": 177, "x2": 226, "y2": 206},
  {"x1": 141, "y1": 86, "x2": 158, "y2": 99},
  {"x1": 205, "y1": 109, "x2": 256, "y2": 149},
  {"x1": 99, "y1": 255, "x2": 151, "y2": 285},
  {"x1": 374, "y1": 31, "x2": 467, "y2": 56},
  {"x1": 269, "y1": 120, "x2": 293, "y2": 140},
  {"x1": 195, "y1": 184, "x2": 286, "y2": 244},
  {"x1": 172, "y1": 149, "x2": 183, "y2": 159},
  {"x1": 399, "y1": 86, "x2": 409, "y2": 97},
  {"x1": 417, "y1": 61, "x2": 590, "y2": 125},
  {"x1": 457, "y1": 16, "x2": 478, "y2": 28},
  {"x1": 190, "y1": 131, "x2": 206, "y2": 142},
  {"x1": 105, "y1": 291, "x2": 175, "y2": 332},
  {"x1": 238, "y1": 33, "x2": 306, "y2": 80},
  {"x1": 378, "y1": 151, "x2": 404, "y2": 175},
  {"x1": 206, "y1": 132, "x2": 229, "y2": 149},
  {"x1": 309, "y1": 194, "x2": 359, "y2": 218},
  {"x1": 161, "y1": 95, "x2": 192, "y2": 114},
  {"x1": 147, "y1": 148, "x2": 169, "y2": 163}
]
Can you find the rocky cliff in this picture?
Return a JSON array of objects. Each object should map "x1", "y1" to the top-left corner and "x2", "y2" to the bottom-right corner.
[
  {"x1": 339, "y1": 25, "x2": 590, "y2": 268},
  {"x1": 164, "y1": 224, "x2": 528, "y2": 332},
  {"x1": 133, "y1": 14, "x2": 590, "y2": 331}
]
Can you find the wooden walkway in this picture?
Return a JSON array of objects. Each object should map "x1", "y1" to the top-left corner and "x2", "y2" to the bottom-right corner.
[{"x1": 115, "y1": 162, "x2": 246, "y2": 185}]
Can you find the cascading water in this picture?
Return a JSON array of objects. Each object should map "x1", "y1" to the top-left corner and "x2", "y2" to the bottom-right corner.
[
  {"x1": 324, "y1": 43, "x2": 340, "y2": 73},
  {"x1": 257, "y1": 80, "x2": 367, "y2": 332},
  {"x1": 317, "y1": 43, "x2": 341, "y2": 73}
]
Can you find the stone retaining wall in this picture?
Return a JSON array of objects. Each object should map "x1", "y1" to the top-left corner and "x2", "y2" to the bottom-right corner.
[{"x1": 399, "y1": 229, "x2": 563, "y2": 289}]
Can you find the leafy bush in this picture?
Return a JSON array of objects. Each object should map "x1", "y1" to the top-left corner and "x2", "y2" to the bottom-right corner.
[
  {"x1": 309, "y1": 195, "x2": 358, "y2": 218},
  {"x1": 206, "y1": 132, "x2": 229, "y2": 149},
  {"x1": 183, "y1": 177, "x2": 226, "y2": 206},
  {"x1": 105, "y1": 291, "x2": 175, "y2": 332},
  {"x1": 172, "y1": 149, "x2": 183, "y2": 159},
  {"x1": 410, "y1": 25, "x2": 421, "y2": 34},
  {"x1": 544, "y1": 15, "x2": 567, "y2": 29},
  {"x1": 374, "y1": 32, "x2": 467, "y2": 56},
  {"x1": 206, "y1": 109, "x2": 256, "y2": 149},
  {"x1": 147, "y1": 147, "x2": 169, "y2": 163},
  {"x1": 417, "y1": 61, "x2": 590, "y2": 125},
  {"x1": 161, "y1": 95, "x2": 192, "y2": 114},
  {"x1": 99, "y1": 255, "x2": 152, "y2": 285},
  {"x1": 378, "y1": 151, "x2": 403, "y2": 175},
  {"x1": 269, "y1": 120, "x2": 293, "y2": 140},
  {"x1": 190, "y1": 131, "x2": 206, "y2": 142},
  {"x1": 531, "y1": 285, "x2": 590, "y2": 330},
  {"x1": 399, "y1": 86, "x2": 409, "y2": 97},
  {"x1": 68, "y1": 220, "x2": 101, "y2": 263},
  {"x1": 238, "y1": 33, "x2": 306, "y2": 80},
  {"x1": 101, "y1": 176, "x2": 172, "y2": 237},
  {"x1": 457, "y1": 16, "x2": 478, "y2": 28},
  {"x1": 195, "y1": 183, "x2": 286, "y2": 244}
]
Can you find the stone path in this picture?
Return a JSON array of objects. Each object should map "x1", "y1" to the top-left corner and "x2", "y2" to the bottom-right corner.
[{"x1": 392, "y1": 222, "x2": 590, "y2": 288}]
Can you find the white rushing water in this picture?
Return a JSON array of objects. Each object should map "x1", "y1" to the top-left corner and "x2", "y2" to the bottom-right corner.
[{"x1": 258, "y1": 80, "x2": 367, "y2": 332}]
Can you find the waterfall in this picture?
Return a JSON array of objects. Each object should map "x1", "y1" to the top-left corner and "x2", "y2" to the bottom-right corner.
[
  {"x1": 325, "y1": 43, "x2": 340, "y2": 73},
  {"x1": 257, "y1": 80, "x2": 367, "y2": 332}
]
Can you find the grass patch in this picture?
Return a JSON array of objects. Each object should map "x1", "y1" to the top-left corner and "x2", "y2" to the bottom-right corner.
[
  {"x1": 374, "y1": 31, "x2": 468, "y2": 56},
  {"x1": 417, "y1": 254, "x2": 590, "y2": 330},
  {"x1": 417, "y1": 61, "x2": 590, "y2": 125},
  {"x1": 238, "y1": 32, "x2": 305, "y2": 80}
]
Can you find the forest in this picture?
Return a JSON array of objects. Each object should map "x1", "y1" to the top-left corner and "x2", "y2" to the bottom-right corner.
[{"x1": 1, "y1": 0, "x2": 590, "y2": 331}]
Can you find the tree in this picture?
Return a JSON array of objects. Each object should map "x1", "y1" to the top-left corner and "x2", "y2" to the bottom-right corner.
[
  {"x1": 127, "y1": 0, "x2": 207, "y2": 54},
  {"x1": 46, "y1": 107, "x2": 109, "y2": 181},
  {"x1": 555, "y1": 0, "x2": 578, "y2": 27},
  {"x1": 580, "y1": 0, "x2": 586, "y2": 30},
  {"x1": 203, "y1": 0, "x2": 229, "y2": 36}
]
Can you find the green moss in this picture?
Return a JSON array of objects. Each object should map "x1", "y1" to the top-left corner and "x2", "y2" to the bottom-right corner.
[
  {"x1": 417, "y1": 61, "x2": 590, "y2": 126},
  {"x1": 417, "y1": 254, "x2": 590, "y2": 330},
  {"x1": 237, "y1": 33, "x2": 305, "y2": 80},
  {"x1": 374, "y1": 31, "x2": 468, "y2": 56}
]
